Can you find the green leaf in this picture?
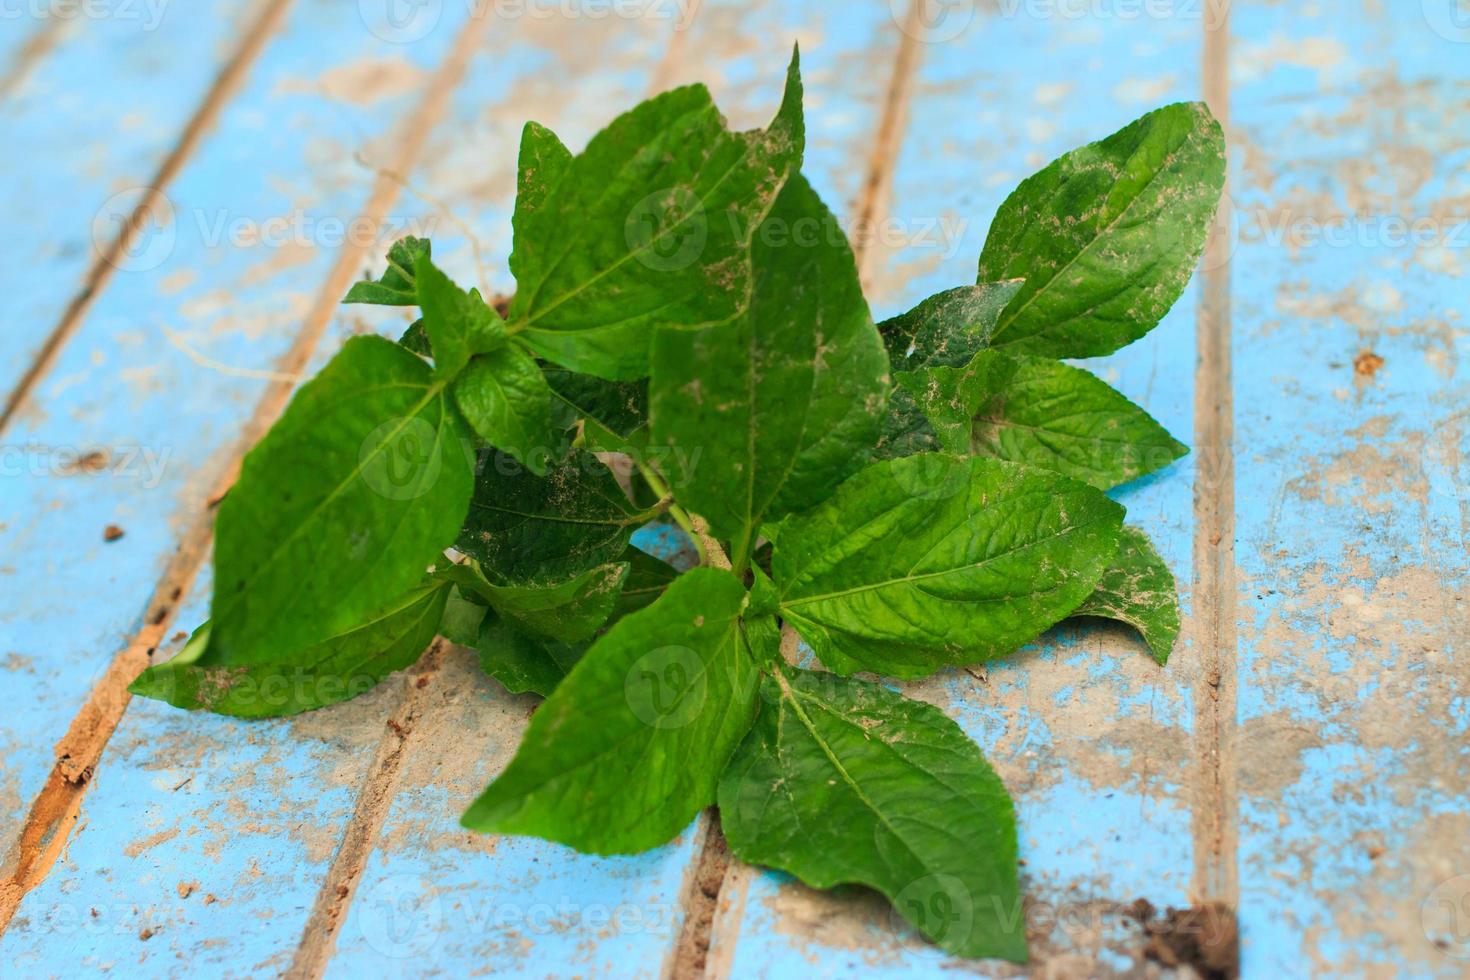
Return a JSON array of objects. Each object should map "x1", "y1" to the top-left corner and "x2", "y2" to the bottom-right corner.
[
  {"x1": 512, "y1": 121, "x2": 573, "y2": 255},
  {"x1": 650, "y1": 174, "x2": 888, "y2": 568},
  {"x1": 414, "y1": 253, "x2": 506, "y2": 378},
  {"x1": 719, "y1": 667, "x2": 1025, "y2": 962},
  {"x1": 614, "y1": 546, "x2": 680, "y2": 619},
  {"x1": 474, "y1": 613, "x2": 582, "y2": 697},
  {"x1": 544, "y1": 369, "x2": 649, "y2": 453},
  {"x1": 774, "y1": 454, "x2": 1125, "y2": 678},
  {"x1": 508, "y1": 49, "x2": 805, "y2": 380},
  {"x1": 461, "y1": 567, "x2": 760, "y2": 853},
  {"x1": 452, "y1": 345, "x2": 558, "y2": 475},
  {"x1": 471, "y1": 547, "x2": 680, "y2": 698},
  {"x1": 871, "y1": 386, "x2": 941, "y2": 461},
  {"x1": 440, "y1": 560, "x2": 628, "y2": 643},
  {"x1": 978, "y1": 102, "x2": 1226, "y2": 357},
  {"x1": 898, "y1": 350, "x2": 1188, "y2": 489},
  {"x1": 131, "y1": 584, "x2": 448, "y2": 719},
  {"x1": 398, "y1": 319, "x2": 431, "y2": 357},
  {"x1": 439, "y1": 587, "x2": 488, "y2": 646},
  {"x1": 343, "y1": 236, "x2": 430, "y2": 306},
  {"x1": 879, "y1": 281, "x2": 1022, "y2": 371},
  {"x1": 455, "y1": 451, "x2": 644, "y2": 582},
  {"x1": 1070, "y1": 525, "x2": 1180, "y2": 664},
  {"x1": 208, "y1": 336, "x2": 473, "y2": 663}
]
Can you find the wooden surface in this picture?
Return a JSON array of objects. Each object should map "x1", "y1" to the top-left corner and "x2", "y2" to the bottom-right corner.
[{"x1": 0, "y1": 1, "x2": 1466, "y2": 976}]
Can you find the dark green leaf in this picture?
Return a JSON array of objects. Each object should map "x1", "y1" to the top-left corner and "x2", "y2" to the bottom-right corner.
[
  {"x1": 871, "y1": 385, "x2": 941, "y2": 461},
  {"x1": 774, "y1": 454, "x2": 1124, "y2": 677},
  {"x1": 879, "y1": 281, "x2": 1022, "y2": 370},
  {"x1": 398, "y1": 319, "x2": 431, "y2": 357},
  {"x1": 614, "y1": 546, "x2": 680, "y2": 619},
  {"x1": 452, "y1": 345, "x2": 558, "y2": 475},
  {"x1": 474, "y1": 613, "x2": 582, "y2": 697},
  {"x1": 455, "y1": 451, "x2": 643, "y2": 582},
  {"x1": 415, "y1": 253, "x2": 506, "y2": 378},
  {"x1": 208, "y1": 336, "x2": 473, "y2": 663},
  {"x1": 131, "y1": 584, "x2": 447, "y2": 718},
  {"x1": 651, "y1": 174, "x2": 888, "y2": 567},
  {"x1": 440, "y1": 560, "x2": 628, "y2": 643},
  {"x1": 978, "y1": 102, "x2": 1226, "y2": 357},
  {"x1": 461, "y1": 567, "x2": 760, "y2": 853},
  {"x1": 898, "y1": 350, "x2": 1187, "y2": 489},
  {"x1": 544, "y1": 369, "x2": 649, "y2": 453},
  {"x1": 343, "y1": 236, "x2": 431, "y2": 306},
  {"x1": 719, "y1": 668, "x2": 1025, "y2": 962},
  {"x1": 508, "y1": 50, "x2": 805, "y2": 380},
  {"x1": 1070, "y1": 525, "x2": 1180, "y2": 664}
]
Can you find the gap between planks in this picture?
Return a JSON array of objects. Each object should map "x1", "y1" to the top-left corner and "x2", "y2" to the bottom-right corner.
[
  {"x1": 0, "y1": 11, "x2": 73, "y2": 103},
  {"x1": 1190, "y1": 0, "x2": 1240, "y2": 913},
  {"x1": 0, "y1": 0, "x2": 289, "y2": 434},
  {"x1": 0, "y1": 0, "x2": 489, "y2": 937}
]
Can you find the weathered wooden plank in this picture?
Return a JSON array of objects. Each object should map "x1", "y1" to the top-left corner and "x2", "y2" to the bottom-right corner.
[
  {"x1": 0, "y1": 0, "x2": 483, "y2": 967},
  {"x1": 0, "y1": 0, "x2": 265, "y2": 410},
  {"x1": 1229, "y1": 3, "x2": 1470, "y2": 975},
  {"x1": 708, "y1": 3, "x2": 1211, "y2": 974}
]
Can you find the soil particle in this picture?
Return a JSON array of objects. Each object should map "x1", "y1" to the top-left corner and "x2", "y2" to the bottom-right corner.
[
  {"x1": 1128, "y1": 901, "x2": 1239, "y2": 979},
  {"x1": 1353, "y1": 350, "x2": 1385, "y2": 378},
  {"x1": 103, "y1": 524, "x2": 125, "y2": 542}
]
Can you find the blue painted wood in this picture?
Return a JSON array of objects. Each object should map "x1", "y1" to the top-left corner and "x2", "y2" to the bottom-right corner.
[
  {"x1": 0, "y1": 0, "x2": 478, "y2": 971},
  {"x1": 709, "y1": 6, "x2": 1209, "y2": 975},
  {"x1": 0, "y1": 2, "x2": 1461, "y2": 976},
  {"x1": 0, "y1": 0, "x2": 259, "y2": 405},
  {"x1": 1229, "y1": 3, "x2": 1470, "y2": 976}
]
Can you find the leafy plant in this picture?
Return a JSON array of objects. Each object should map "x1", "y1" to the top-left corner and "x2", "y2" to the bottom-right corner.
[{"x1": 131, "y1": 49, "x2": 1224, "y2": 963}]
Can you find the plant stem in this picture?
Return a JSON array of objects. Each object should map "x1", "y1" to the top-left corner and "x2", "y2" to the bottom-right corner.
[{"x1": 634, "y1": 460, "x2": 706, "y2": 564}]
